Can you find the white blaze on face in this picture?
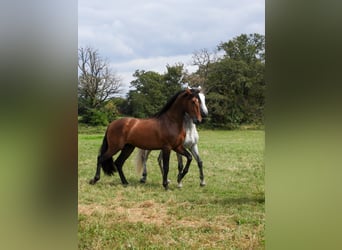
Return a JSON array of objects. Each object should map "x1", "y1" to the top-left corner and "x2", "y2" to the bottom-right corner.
[{"x1": 198, "y1": 93, "x2": 208, "y2": 116}]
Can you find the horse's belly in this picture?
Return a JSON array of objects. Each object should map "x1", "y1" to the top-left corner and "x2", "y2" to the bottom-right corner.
[
  {"x1": 126, "y1": 121, "x2": 164, "y2": 149},
  {"x1": 130, "y1": 135, "x2": 163, "y2": 150}
]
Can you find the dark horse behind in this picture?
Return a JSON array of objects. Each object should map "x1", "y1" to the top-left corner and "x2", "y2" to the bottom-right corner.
[{"x1": 89, "y1": 88, "x2": 203, "y2": 190}]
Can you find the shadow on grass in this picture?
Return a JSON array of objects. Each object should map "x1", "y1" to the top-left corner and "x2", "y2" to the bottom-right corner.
[
  {"x1": 87, "y1": 177, "x2": 166, "y2": 189},
  {"x1": 211, "y1": 196, "x2": 265, "y2": 205}
]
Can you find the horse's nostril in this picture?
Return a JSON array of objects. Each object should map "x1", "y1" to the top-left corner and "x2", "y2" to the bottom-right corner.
[{"x1": 201, "y1": 111, "x2": 208, "y2": 117}]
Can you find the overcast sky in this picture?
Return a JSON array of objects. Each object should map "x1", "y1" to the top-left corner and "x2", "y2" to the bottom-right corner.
[{"x1": 78, "y1": 0, "x2": 264, "y2": 95}]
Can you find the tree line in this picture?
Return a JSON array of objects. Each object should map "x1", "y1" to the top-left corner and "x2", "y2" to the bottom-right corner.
[{"x1": 78, "y1": 33, "x2": 265, "y2": 128}]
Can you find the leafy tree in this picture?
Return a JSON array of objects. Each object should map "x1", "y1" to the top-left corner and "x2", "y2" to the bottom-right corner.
[
  {"x1": 110, "y1": 97, "x2": 127, "y2": 116},
  {"x1": 81, "y1": 108, "x2": 108, "y2": 126},
  {"x1": 126, "y1": 64, "x2": 184, "y2": 118},
  {"x1": 103, "y1": 99, "x2": 119, "y2": 122},
  {"x1": 218, "y1": 33, "x2": 265, "y2": 63},
  {"x1": 163, "y1": 63, "x2": 185, "y2": 96},
  {"x1": 128, "y1": 70, "x2": 165, "y2": 117},
  {"x1": 78, "y1": 34, "x2": 265, "y2": 128},
  {"x1": 199, "y1": 33, "x2": 265, "y2": 127}
]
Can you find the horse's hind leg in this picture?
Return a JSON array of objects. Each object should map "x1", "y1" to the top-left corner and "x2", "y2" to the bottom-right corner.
[
  {"x1": 174, "y1": 146, "x2": 192, "y2": 187},
  {"x1": 89, "y1": 149, "x2": 118, "y2": 185},
  {"x1": 115, "y1": 144, "x2": 135, "y2": 185},
  {"x1": 89, "y1": 158, "x2": 102, "y2": 185},
  {"x1": 190, "y1": 144, "x2": 206, "y2": 186}
]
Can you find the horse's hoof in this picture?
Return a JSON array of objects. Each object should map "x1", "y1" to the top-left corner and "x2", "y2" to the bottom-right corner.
[
  {"x1": 140, "y1": 178, "x2": 146, "y2": 183},
  {"x1": 177, "y1": 182, "x2": 183, "y2": 188},
  {"x1": 200, "y1": 181, "x2": 206, "y2": 187},
  {"x1": 89, "y1": 179, "x2": 97, "y2": 185}
]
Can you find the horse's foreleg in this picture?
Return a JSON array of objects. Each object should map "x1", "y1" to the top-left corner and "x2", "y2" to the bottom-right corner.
[
  {"x1": 190, "y1": 144, "x2": 205, "y2": 186},
  {"x1": 161, "y1": 149, "x2": 171, "y2": 190},
  {"x1": 115, "y1": 144, "x2": 135, "y2": 185},
  {"x1": 175, "y1": 146, "x2": 192, "y2": 187},
  {"x1": 158, "y1": 151, "x2": 171, "y2": 184},
  {"x1": 140, "y1": 150, "x2": 151, "y2": 183}
]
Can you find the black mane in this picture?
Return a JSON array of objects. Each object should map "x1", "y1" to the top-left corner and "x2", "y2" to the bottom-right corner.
[
  {"x1": 153, "y1": 90, "x2": 184, "y2": 118},
  {"x1": 153, "y1": 89, "x2": 201, "y2": 118}
]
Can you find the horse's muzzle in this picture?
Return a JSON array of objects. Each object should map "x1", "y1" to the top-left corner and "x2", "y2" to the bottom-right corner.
[
  {"x1": 193, "y1": 117, "x2": 202, "y2": 125},
  {"x1": 201, "y1": 110, "x2": 208, "y2": 117}
]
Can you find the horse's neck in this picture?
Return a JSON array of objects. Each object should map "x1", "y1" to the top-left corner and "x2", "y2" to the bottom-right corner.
[{"x1": 162, "y1": 101, "x2": 186, "y2": 128}]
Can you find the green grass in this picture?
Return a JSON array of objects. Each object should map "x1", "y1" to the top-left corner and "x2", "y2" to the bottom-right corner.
[{"x1": 78, "y1": 127, "x2": 265, "y2": 249}]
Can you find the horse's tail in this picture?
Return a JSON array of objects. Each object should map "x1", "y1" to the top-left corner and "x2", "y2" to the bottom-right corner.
[
  {"x1": 136, "y1": 149, "x2": 145, "y2": 175},
  {"x1": 99, "y1": 132, "x2": 117, "y2": 176}
]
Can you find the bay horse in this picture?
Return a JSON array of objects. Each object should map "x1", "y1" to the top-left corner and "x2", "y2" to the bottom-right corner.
[
  {"x1": 89, "y1": 88, "x2": 203, "y2": 190},
  {"x1": 136, "y1": 88, "x2": 208, "y2": 187}
]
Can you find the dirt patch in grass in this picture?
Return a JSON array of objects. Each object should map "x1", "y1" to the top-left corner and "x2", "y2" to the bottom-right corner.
[
  {"x1": 79, "y1": 199, "x2": 237, "y2": 230},
  {"x1": 79, "y1": 200, "x2": 170, "y2": 226},
  {"x1": 116, "y1": 200, "x2": 169, "y2": 226}
]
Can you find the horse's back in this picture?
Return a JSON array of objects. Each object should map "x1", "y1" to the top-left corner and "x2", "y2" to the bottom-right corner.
[
  {"x1": 106, "y1": 117, "x2": 164, "y2": 150},
  {"x1": 107, "y1": 117, "x2": 136, "y2": 131}
]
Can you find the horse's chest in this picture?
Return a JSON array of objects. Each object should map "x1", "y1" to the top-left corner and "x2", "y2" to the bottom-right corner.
[{"x1": 184, "y1": 128, "x2": 198, "y2": 147}]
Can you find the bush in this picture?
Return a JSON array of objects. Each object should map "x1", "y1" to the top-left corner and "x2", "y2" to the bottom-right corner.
[
  {"x1": 103, "y1": 100, "x2": 119, "y2": 122},
  {"x1": 81, "y1": 108, "x2": 108, "y2": 126}
]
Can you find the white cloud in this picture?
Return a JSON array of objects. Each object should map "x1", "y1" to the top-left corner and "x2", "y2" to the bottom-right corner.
[
  {"x1": 79, "y1": 0, "x2": 265, "y2": 95},
  {"x1": 111, "y1": 54, "x2": 198, "y2": 96}
]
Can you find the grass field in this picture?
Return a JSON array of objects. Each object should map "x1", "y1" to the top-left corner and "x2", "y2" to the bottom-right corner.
[{"x1": 78, "y1": 126, "x2": 265, "y2": 249}]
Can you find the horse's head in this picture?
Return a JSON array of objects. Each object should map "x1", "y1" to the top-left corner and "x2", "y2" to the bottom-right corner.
[
  {"x1": 198, "y1": 92, "x2": 208, "y2": 117},
  {"x1": 187, "y1": 86, "x2": 208, "y2": 118},
  {"x1": 193, "y1": 86, "x2": 208, "y2": 117},
  {"x1": 183, "y1": 88, "x2": 203, "y2": 124}
]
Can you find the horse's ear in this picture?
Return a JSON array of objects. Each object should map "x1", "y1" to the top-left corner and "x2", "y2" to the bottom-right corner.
[
  {"x1": 191, "y1": 88, "x2": 200, "y2": 95},
  {"x1": 185, "y1": 88, "x2": 192, "y2": 95}
]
